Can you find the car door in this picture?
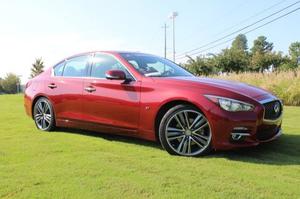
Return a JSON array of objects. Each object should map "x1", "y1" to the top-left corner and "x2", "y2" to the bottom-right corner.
[
  {"x1": 82, "y1": 53, "x2": 141, "y2": 133},
  {"x1": 45, "y1": 54, "x2": 90, "y2": 123}
]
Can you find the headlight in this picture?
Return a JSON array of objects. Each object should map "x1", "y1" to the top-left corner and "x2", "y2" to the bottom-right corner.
[{"x1": 205, "y1": 95, "x2": 254, "y2": 112}]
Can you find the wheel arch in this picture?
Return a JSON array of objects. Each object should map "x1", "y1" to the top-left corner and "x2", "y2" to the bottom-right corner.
[{"x1": 31, "y1": 95, "x2": 50, "y2": 119}]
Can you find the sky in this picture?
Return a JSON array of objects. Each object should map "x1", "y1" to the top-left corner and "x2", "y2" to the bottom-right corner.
[{"x1": 0, "y1": 0, "x2": 299, "y2": 83}]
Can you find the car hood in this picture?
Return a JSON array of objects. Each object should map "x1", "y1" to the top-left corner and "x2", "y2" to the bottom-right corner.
[{"x1": 168, "y1": 76, "x2": 270, "y2": 99}]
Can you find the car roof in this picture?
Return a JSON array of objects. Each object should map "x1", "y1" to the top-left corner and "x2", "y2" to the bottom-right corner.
[
  {"x1": 63, "y1": 50, "x2": 152, "y2": 60},
  {"x1": 52, "y1": 51, "x2": 158, "y2": 68}
]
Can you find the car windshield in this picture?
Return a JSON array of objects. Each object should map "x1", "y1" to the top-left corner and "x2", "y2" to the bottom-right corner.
[{"x1": 120, "y1": 53, "x2": 193, "y2": 77}]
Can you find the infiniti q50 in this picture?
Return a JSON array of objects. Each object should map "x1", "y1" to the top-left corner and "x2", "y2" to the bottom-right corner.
[{"x1": 24, "y1": 51, "x2": 283, "y2": 156}]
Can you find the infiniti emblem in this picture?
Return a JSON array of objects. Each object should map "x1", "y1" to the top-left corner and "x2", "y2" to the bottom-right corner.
[{"x1": 274, "y1": 102, "x2": 280, "y2": 113}]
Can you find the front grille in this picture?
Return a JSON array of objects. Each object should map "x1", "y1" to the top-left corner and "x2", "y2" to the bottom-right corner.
[{"x1": 263, "y1": 100, "x2": 282, "y2": 120}]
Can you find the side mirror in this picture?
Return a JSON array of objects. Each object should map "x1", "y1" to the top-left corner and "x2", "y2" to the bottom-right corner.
[{"x1": 105, "y1": 70, "x2": 126, "y2": 81}]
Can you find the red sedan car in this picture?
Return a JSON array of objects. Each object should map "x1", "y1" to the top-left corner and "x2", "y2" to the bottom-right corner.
[{"x1": 24, "y1": 51, "x2": 283, "y2": 157}]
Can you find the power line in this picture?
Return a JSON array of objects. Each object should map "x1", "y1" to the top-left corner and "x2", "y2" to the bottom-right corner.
[
  {"x1": 176, "y1": 0, "x2": 300, "y2": 58},
  {"x1": 177, "y1": 6, "x2": 300, "y2": 60},
  {"x1": 186, "y1": 0, "x2": 287, "y2": 52},
  {"x1": 213, "y1": 0, "x2": 288, "y2": 37},
  {"x1": 179, "y1": 1, "x2": 249, "y2": 44},
  {"x1": 177, "y1": 0, "x2": 299, "y2": 58}
]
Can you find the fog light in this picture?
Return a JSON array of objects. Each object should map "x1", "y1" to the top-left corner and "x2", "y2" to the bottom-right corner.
[
  {"x1": 231, "y1": 127, "x2": 251, "y2": 141},
  {"x1": 231, "y1": 133, "x2": 250, "y2": 140},
  {"x1": 233, "y1": 127, "x2": 248, "y2": 131}
]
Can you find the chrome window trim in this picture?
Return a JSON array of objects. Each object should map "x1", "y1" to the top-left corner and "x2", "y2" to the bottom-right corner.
[{"x1": 51, "y1": 52, "x2": 137, "y2": 81}]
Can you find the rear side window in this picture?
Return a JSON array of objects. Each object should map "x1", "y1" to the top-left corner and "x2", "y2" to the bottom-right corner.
[
  {"x1": 53, "y1": 62, "x2": 65, "y2": 76},
  {"x1": 63, "y1": 56, "x2": 89, "y2": 77}
]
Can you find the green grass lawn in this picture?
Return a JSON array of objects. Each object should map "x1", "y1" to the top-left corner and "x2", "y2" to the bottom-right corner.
[{"x1": 0, "y1": 95, "x2": 300, "y2": 199}]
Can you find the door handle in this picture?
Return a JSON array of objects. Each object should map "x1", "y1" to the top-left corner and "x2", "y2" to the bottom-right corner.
[
  {"x1": 84, "y1": 86, "x2": 96, "y2": 93},
  {"x1": 48, "y1": 83, "x2": 57, "y2": 89}
]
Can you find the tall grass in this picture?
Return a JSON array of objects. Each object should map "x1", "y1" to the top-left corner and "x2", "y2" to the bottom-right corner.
[{"x1": 211, "y1": 69, "x2": 300, "y2": 106}]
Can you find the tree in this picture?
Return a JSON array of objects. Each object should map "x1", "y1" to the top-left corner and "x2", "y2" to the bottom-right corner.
[
  {"x1": 250, "y1": 51, "x2": 286, "y2": 72},
  {"x1": 251, "y1": 36, "x2": 273, "y2": 55},
  {"x1": 289, "y1": 42, "x2": 300, "y2": 58},
  {"x1": 216, "y1": 48, "x2": 249, "y2": 72},
  {"x1": 30, "y1": 58, "x2": 45, "y2": 78},
  {"x1": 231, "y1": 34, "x2": 248, "y2": 51},
  {"x1": 1, "y1": 73, "x2": 21, "y2": 94},
  {"x1": 0, "y1": 78, "x2": 3, "y2": 93},
  {"x1": 249, "y1": 36, "x2": 276, "y2": 72},
  {"x1": 289, "y1": 42, "x2": 300, "y2": 66},
  {"x1": 185, "y1": 55, "x2": 216, "y2": 76}
]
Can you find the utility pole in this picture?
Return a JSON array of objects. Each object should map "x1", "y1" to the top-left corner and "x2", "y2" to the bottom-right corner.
[
  {"x1": 169, "y1": 12, "x2": 178, "y2": 62},
  {"x1": 162, "y1": 23, "x2": 168, "y2": 58}
]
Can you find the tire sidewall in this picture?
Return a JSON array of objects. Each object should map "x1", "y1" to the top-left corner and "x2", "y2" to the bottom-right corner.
[
  {"x1": 33, "y1": 97, "x2": 55, "y2": 132},
  {"x1": 158, "y1": 104, "x2": 212, "y2": 157}
]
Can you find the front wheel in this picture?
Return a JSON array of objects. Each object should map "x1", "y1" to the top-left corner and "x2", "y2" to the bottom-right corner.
[
  {"x1": 33, "y1": 97, "x2": 55, "y2": 131},
  {"x1": 159, "y1": 105, "x2": 212, "y2": 157}
]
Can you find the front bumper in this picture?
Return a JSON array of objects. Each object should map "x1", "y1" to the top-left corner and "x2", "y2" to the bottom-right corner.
[
  {"x1": 259, "y1": 127, "x2": 282, "y2": 143},
  {"x1": 207, "y1": 97, "x2": 283, "y2": 150}
]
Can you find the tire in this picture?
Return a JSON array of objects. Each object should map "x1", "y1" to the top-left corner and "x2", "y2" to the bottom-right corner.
[
  {"x1": 159, "y1": 104, "x2": 212, "y2": 157},
  {"x1": 33, "y1": 97, "x2": 56, "y2": 131}
]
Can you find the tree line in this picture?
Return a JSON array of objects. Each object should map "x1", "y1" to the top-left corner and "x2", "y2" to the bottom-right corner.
[
  {"x1": 183, "y1": 34, "x2": 300, "y2": 75},
  {"x1": 0, "y1": 58, "x2": 44, "y2": 94}
]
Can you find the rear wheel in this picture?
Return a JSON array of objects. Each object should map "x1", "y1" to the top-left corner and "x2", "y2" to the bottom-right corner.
[
  {"x1": 159, "y1": 105, "x2": 212, "y2": 157},
  {"x1": 33, "y1": 97, "x2": 55, "y2": 131}
]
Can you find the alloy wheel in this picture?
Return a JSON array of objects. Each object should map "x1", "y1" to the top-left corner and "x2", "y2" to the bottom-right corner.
[
  {"x1": 165, "y1": 110, "x2": 211, "y2": 156},
  {"x1": 34, "y1": 99, "x2": 53, "y2": 130}
]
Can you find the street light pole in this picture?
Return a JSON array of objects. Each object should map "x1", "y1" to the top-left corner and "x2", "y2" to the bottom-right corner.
[
  {"x1": 172, "y1": 17, "x2": 175, "y2": 62},
  {"x1": 162, "y1": 23, "x2": 168, "y2": 59},
  {"x1": 169, "y1": 12, "x2": 178, "y2": 62}
]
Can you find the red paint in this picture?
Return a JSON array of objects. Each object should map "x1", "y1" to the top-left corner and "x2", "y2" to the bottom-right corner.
[
  {"x1": 105, "y1": 69, "x2": 126, "y2": 80},
  {"x1": 24, "y1": 51, "x2": 282, "y2": 150}
]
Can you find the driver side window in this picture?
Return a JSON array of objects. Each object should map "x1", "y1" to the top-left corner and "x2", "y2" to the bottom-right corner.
[{"x1": 91, "y1": 54, "x2": 133, "y2": 79}]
